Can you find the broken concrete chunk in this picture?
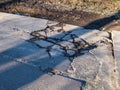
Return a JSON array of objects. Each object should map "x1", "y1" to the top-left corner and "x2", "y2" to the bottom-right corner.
[
  {"x1": 50, "y1": 45, "x2": 64, "y2": 56},
  {"x1": 67, "y1": 50, "x2": 76, "y2": 56},
  {"x1": 60, "y1": 41, "x2": 74, "y2": 49},
  {"x1": 35, "y1": 40, "x2": 53, "y2": 47}
]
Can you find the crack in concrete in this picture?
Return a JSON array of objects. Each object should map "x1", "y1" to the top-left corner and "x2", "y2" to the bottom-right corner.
[
  {"x1": 29, "y1": 22, "x2": 96, "y2": 62},
  {"x1": 101, "y1": 23, "x2": 120, "y2": 89},
  {"x1": 13, "y1": 29, "x2": 120, "y2": 90},
  {"x1": 110, "y1": 32, "x2": 120, "y2": 90},
  {"x1": 24, "y1": 22, "x2": 101, "y2": 90},
  {"x1": 89, "y1": 50, "x2": 102, "y2": 81}
]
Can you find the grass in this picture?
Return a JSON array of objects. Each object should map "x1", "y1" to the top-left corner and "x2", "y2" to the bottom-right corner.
[
  {"x1": 44, "y1": 0, "x2": 120, "y2": 15},
  {"x1": 1, "y1": 0, "x2": 120, "y2": 15}
]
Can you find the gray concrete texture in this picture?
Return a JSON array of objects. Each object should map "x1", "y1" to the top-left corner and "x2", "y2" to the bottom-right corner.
[{"x1": 0, "y1": 12, "x2": 120, "y2": 90}]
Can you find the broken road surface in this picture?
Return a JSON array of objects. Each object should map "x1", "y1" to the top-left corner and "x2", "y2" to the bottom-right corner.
[{"x1": 0, "y1": 12, "x2": 120, "y2": 90}]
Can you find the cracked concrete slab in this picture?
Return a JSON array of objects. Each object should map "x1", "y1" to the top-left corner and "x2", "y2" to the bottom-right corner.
[
  {"x1": 71, "y1": 41, "x2": 116, "y2": 90},
  {"x1": 0, "y1": 12, "x2": 119, "y2": 90}
]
